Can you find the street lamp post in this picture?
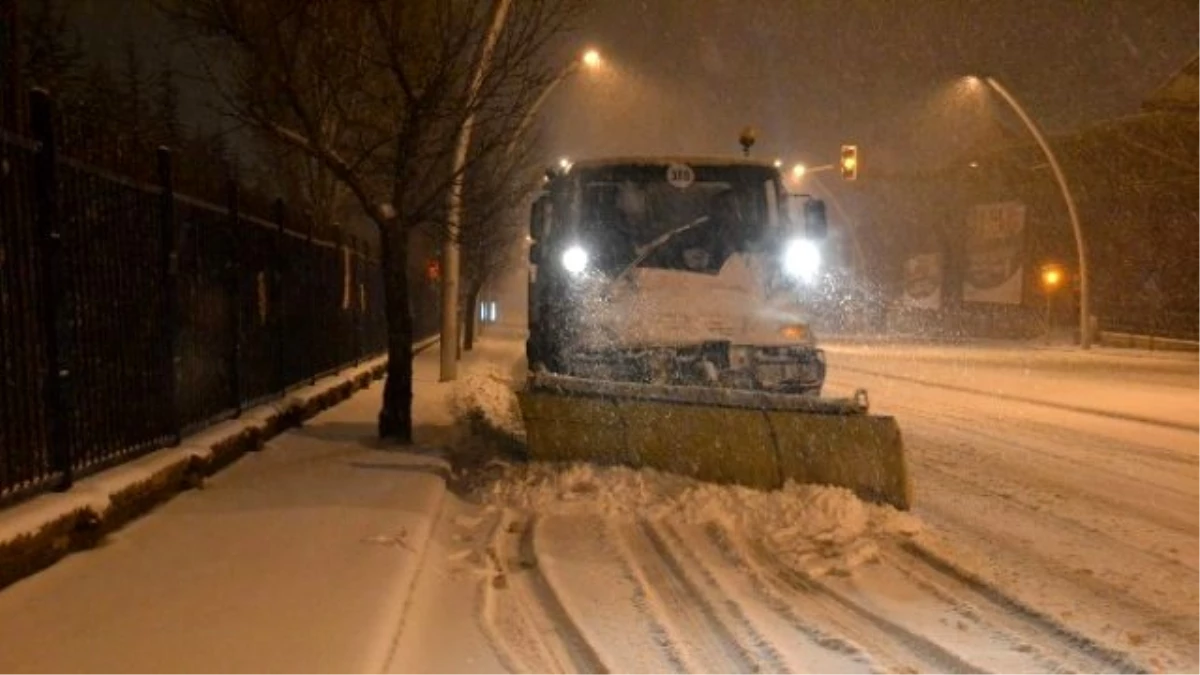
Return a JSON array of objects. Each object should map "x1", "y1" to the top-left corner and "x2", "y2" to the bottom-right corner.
[
  {"x1": 979, "y1": 76, "x2": 1092, "y2": 349},
  {"x1": 1041, "y1": 262, "x2": 1065, "y2": 344},
  {"x1": 442, "y1": 45, "x2": 602, "y2": 381},
  {"x1": 441, "y1": 0, "x2": 513, "y2": 382}
]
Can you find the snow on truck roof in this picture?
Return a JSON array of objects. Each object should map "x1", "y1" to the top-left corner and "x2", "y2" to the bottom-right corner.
[{"x1": 567, "y1": 156, "x2": 780, "y2": 171}]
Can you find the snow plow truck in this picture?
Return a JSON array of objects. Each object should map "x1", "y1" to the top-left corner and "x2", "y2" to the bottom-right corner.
[{"x1": 520, "y1": 156, "x2": 911, "y2": 510}]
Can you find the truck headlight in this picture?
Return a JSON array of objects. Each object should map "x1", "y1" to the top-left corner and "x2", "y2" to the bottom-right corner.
[
  {"x1": 561, "y1": 245, "x2": 589, "y2": 275},
  {"x1": 783, "y1": 238, "x2": 821, "y2": 283}
]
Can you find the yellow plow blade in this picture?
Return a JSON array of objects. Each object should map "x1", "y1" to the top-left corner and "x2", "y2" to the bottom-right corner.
[{"x1": 518, "y1": 374, "x2": 911, "y2": 510}]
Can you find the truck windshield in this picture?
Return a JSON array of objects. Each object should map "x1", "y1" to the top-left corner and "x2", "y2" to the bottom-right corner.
[{"x1": 573, "y1": 164, "x2": 781, "y2": 275}]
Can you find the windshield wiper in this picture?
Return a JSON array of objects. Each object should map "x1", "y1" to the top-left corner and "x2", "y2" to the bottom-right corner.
[{"x1": 609, "y1": 215, "x2": 710, "y2": 287}]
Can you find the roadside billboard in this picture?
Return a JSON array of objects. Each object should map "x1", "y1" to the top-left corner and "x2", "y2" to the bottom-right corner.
[
  {"x1": 963, "y1": 201, "x2": 1026, "y2": 305},
  {"x1": 902, "y1": 252, "x2": 942, "y2": 310}
]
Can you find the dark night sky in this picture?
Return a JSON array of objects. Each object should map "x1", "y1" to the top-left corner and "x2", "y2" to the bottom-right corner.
[
  {"x1": 66, "y1": 0, "x2": 1197, "y2": 173},
  {"x1": 543, "y1": 0, "x2": 1197, "y2": 171}
]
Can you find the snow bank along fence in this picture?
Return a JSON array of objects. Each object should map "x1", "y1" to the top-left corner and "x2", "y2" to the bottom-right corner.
[{"x1": 0, "y1": 89, "x2": 420, "y2": 508}]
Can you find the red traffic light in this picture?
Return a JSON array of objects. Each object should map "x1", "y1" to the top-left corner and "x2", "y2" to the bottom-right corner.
[{"x1": 840, "y1": 144, "x2": 859, "y2": 180}]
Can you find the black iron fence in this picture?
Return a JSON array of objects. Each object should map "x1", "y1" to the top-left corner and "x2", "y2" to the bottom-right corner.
[{"x1": 0, "y1": 90, "x2": 395, "y2": 504}]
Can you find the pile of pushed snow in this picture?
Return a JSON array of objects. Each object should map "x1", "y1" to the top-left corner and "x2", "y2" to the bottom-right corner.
[
  {"x1": 481, "y1": 462, "x2": 921, "y2": 578},
  {"x1": 451, "y1": 365, "x2": 525, "y2": 442}
]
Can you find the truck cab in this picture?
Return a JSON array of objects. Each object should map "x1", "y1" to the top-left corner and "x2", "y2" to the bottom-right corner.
[{"x1": 527, "y1": 156, "x2": 829, "y2": 395}]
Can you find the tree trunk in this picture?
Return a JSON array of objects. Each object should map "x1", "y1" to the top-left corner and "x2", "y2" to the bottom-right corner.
[
  {"x1": 378, "y1": 224, "x2": 414, "y2": 443},
  {"x1": 463, "y1": 281, "x2": 482, "y2": 352},
  {"x1": 455, "y1": 308, "x2": 463, "y2": 359}
]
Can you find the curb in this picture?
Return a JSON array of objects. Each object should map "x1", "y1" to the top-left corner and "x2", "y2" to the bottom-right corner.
[
  {"x1": 0, "y1": 336, "x2": 438, "y2": 592},
  {"x1": 371, "y1": 475, "x2": 450, "y2": 673}
]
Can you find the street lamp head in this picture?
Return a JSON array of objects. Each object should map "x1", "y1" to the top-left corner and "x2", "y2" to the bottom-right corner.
[
  {"x1": 581, "y1": 48, "x2": 602, "y2": 69},
  {"x1": 1041, "y1": 263, "x2": 1065, "y2": 291},
  {"x1": 791, "y1": 163, "x2": 806, "y2": 180},
  {"x1": 558, "y1": 157, "x2": 571, "y2": 170},
  {"x1": 773, "y1": 158, "x2": 783, "y2": 168},
  {"x1": 959, "y1": 75, "x2": 987, "y2": 96}
]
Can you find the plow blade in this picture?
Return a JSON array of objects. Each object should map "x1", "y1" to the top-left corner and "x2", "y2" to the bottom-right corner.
[{"x1": 518, "y1": 373, "x2": 911, "y2": 510}]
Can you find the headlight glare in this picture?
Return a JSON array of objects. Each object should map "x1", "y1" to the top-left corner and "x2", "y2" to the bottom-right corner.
[
  {"x1": 561, "y1": 245, "x2": 589, "y2": 275},
  {"x1": 783, "y1": 238, "x2": 821, "y2": 283}
]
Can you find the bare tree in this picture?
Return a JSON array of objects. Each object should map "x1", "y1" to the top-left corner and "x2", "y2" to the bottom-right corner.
[
  {"x1": 165, "y1": 0, "x2": 578, "y2": 442},
  {"x1": 19, "y1": 0, "x2": 82, "y2": 96}
]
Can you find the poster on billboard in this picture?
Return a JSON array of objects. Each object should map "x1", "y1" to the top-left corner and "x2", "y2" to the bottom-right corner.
[
  {"x1": 903, "y1": 252, "x2": 942, "y2": 309},
  {"x1": 963, "y1": 201, "x2": 1026, "y2": 304}
]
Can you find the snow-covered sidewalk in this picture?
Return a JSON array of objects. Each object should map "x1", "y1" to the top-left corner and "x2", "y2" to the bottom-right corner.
[{"x1": 0, "y1": 337, "x2": 496, "y2": 673}]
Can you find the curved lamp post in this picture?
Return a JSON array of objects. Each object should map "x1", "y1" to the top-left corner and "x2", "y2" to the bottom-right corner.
[
  {"x1": 509, "y1": 48, "x2": 603, "y2": 156},
  {"x1": 971, "y1": 75, "x2": 1091, "y2": 349}
]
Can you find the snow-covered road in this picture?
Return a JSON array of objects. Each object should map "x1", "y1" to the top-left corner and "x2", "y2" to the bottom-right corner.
[
  {"x1": 823, "y1": 342, "x2": 1199, "y2": 673},
  {"x1": 391, "y1": 336, "x2": 1197, "y2": 673}
]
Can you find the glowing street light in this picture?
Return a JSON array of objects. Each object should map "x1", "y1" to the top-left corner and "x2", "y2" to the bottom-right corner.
[
  {"x1": 558, "y1": 157, "x2": 571, "y2": 170},
  {"x1": 791, "y1": 163, "x2": 807, "y2": 180},
  {"x1": 1041, "y1": 265, "x2": 1064, "y2": 291},
  {"x1": 967, "y1": 74, "x2": 1091, "y2": 348},
  {"x1": 582, "y1": 48, "x2": 602, "y2": 69},
  {"x1": 773, "y1": 158, "x2": 783, "y2": 168}
]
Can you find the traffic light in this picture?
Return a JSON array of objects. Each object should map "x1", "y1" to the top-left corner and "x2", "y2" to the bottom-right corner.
[{"x1": 840, "y1": 144, "x2": 858, "y2": 180}]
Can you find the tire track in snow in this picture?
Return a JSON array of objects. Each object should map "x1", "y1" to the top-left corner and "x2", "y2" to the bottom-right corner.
[
  {"x1": 534, "y1": 514, "x2": 688, "y2": 673},
  {"x1": 733, "y1": 533, "x2": 988, "y2": 674},
  {"x1": 885, "y1": 543, "x2": 1148, "y2": 674},
  {"x1": 701, "y1": 523, "x2": 971, "y2": 674},
  {"x1": 922, "y1": 398, "x2": 1198, "y2": 470},
  {"x1": 517, "y1": 516, "x2": 609, "y2": 674},
  {"x1": 916, "y1": 496, "x2": 1198, "y2": 666},
  {"x1": 916, "y1": 461, "x2": 1199, "y2": 620},
  {"x1": 612, "y1": 520, "x2": 759, "y2": 673},
  {"x1": 908, "y1": 410, "x2": 1197, "y2": 532},
  {"x1": 917, "y1": 455, "x2": 1197, "y2": 576},
  {"x1": 477, "y1": 508, "x2": 569, "y2": 674},
  {"x1": 835, "y1": 372, "x2": 1199, "y2": 530},
  {"x1": 655, "y1": 520, "x2": 871, "y2": 673}
]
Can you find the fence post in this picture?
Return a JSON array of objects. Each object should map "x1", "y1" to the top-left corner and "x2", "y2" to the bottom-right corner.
[
  {"x1": 1, "y1": 1, "x2": 22, "y2": 132},
  {"x1": 157, "y1": 147, "x2": 181, "y2": 444},
  {"x1": 352, "y1": 237, "x2": 362, "y2": 366},
  {"x1": 334, "y1": 226, "x2": 346, "y2": 374},
  {"x1": 29, "y1": 88, "x2": 72, "y2": 489},
  {"x1": 226, "y1": 178, "x2": 242, "y2": 416},
  {"x1": 272, "y1": 198, "x2": 286, "y2": 395},
  {"x1": 304, "y1": 214, "x2": 314, "y2": 384}
]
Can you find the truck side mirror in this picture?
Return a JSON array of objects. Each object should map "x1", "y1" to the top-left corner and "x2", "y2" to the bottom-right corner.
[{"x1": 805, "y1": 199, "x2": 828, "y2": 240}]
